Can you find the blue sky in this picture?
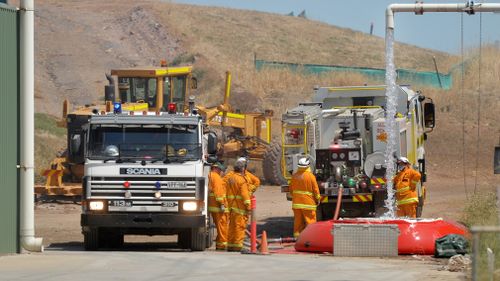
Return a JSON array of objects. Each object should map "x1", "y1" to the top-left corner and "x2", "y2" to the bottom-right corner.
[{"x1": 173, "y1": 0, "x2": 500, "y2": 54}]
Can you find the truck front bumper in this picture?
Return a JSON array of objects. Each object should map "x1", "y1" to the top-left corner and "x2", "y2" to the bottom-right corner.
[{"x1": 81, "y1": 213, "x2": 205, "y2": 229}]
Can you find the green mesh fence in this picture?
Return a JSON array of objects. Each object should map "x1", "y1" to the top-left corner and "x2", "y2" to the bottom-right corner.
[{"x1": 255, "y1": 59, "x2": 453, "y2": 90}]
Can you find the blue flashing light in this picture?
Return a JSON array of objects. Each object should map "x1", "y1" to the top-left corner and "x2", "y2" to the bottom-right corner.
[
  {"x1": 155, "y1": 181, "x2": 162, "y2": 189},
  {"x1": 113, "y1": 102, "x2": 122, "y2": 114}
]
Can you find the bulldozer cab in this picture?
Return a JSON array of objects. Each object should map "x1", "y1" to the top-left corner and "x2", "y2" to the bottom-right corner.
[{"x1": 110, "y1": 66, "x2": 194, "y2": 113}]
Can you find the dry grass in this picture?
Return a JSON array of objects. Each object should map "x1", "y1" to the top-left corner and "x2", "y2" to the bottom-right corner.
[
  {"x1": 34, "y1": 114, "x2": 66, "y2": 183},
  {"x1": 149, "y1": 1, "x2": 458, "y2": 103},
  {"x1": 461, "y1": 192, "x2": 499, "y2": 280},
  {"x1": 423, "y1": 45, "x2": 500, "y2": 192},
  {"x1": 31, "y1": 1, "x2": 497, "y2": 189}
]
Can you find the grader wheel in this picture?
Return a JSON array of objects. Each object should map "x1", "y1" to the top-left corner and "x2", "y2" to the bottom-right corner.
[{"x1": 262, "y1": 142, "x2": 287, "y2": 186}]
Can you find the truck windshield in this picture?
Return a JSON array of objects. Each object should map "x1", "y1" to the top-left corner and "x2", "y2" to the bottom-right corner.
[{"x1": 87, "y1": 124, "x2": 200, "y2": 162}]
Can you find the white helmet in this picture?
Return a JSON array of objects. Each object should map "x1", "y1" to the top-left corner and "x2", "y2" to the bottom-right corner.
[
  {"x1": 236, "y1": 157, "x2": 248, "y2": 168},
  {"x1": 298, "y1": 157, "x2": 310, "y2": 168},
  {"x1": 234, "y1": 158, "x2": 246, "y2": 171},
  {"x1": 397, "y1": 156, "x2": 410, "y2": 164},
  {"x1": 236, "y1": 157, "x2": 248, "y2": 164}
]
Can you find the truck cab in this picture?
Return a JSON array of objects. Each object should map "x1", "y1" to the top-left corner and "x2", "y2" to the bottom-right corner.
[
  {"x1": 109, "y1": 65, "x2": 195, "y2": 113},
  {"x1": 80, "y1": 111, "x2": 217, "y2": 251}
]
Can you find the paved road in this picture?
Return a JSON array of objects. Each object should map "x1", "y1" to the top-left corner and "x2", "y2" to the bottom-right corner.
[{"x1": 0, "y1": 246, "x2": 464, "y2": 281}]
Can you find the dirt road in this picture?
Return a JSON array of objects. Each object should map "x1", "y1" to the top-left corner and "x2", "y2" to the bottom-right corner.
[
  {"x1": 0, "y1": 250, "x2": 464, "y2": 281},
  {"x1": 25, "y1": 183, "x2": 467, "y2": 280}
]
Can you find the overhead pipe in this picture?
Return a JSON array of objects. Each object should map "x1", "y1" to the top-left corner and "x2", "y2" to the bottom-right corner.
[
  {"x1": 20, "y1": 0, "x2": 43, "y2": 252},
  {"x1": 386, "y1": 2, "x2": 500, "y2": 30}
]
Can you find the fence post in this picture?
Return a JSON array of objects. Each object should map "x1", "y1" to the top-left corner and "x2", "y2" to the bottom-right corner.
[
  {"x1": 487, "y1": 247, "x2": 495, "y2": 281},
  {"x1": 472, "y1": 232, "x2": 480, "y2": 281}
]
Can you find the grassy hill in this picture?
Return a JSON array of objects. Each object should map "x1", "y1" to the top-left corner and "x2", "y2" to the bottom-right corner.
[
  {"x1": 29, "y1": 0, "x2": 498, "y2": 190},
  {"x1": 33, "y1": 0, "x2": 457, "y2": 115}
]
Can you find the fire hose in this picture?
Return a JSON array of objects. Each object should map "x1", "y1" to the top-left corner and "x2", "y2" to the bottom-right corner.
[{"x1": 333, "y1": 186, "x2": 343, "y2": 220}]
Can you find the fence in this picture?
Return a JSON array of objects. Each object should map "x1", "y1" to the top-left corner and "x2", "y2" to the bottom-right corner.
[{"x1": 254, "y1": 59, "x2": 453, "y2": 90}]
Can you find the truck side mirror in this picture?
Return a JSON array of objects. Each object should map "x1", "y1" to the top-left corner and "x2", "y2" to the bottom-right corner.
[
  {"x1": 423, "y1": 102, "x2": 435, "y2": 129},
  {"x1": 70, "y1": 134, "x2": 81, "y2": 155},
  {"x1": 207, "y1": 132, "x2": 218, "y2": 155}
]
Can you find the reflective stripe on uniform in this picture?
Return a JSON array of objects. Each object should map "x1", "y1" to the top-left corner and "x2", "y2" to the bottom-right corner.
[
  {"x1": 398, "y1": 197, "x2": 419, "y2": 205},
  {"x1": 215, "y1": 242, "x2": 227, "y2": 250},
  {"x1": 227, "y1": 195, "x2": 244, "y2": 200},
  {"x1": 396, "y1": 186, "x2": 410, "y2": 193},
  {"x1": 292, "y1": 190, "x2": 313, "y2": 196},
  {"x1": 209, "y1": 193, "x2": 225, "y2": 201},
  {"x1": 411, "y1": 180, "x2": 419, "y2": 185},
  {"x1": 292, "y1": 203, "x2": 317, "y2": 210},
  {"x1": 244, "y1": 200, "x2": 251, "y2": 205},
  {"x1": 230, "y1": 207, "x2": 248, "y2": 215},
  {"x1": 227, "y1": 243, "x2": 243, "y2": 248},
  {"x1": 208, "y1": 206, "x2": 226, "y2": 213}
]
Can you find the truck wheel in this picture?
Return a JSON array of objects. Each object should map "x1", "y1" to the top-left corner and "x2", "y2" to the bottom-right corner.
[
  {"x1": 178, "y1": 228, "x2": 207, "y2": 251},
  {"x1": 190, "y1": 227, "x2": 207, "y2": 251},
  {"x1": 262, "y1": 142, "x2": 287, "y2": 185},
  {"x1": 206, "y1": 216, "x2": 215, "y2": 249},
  {"x1": 83, "y1": 228, "x2": 99, "y2": 251}
]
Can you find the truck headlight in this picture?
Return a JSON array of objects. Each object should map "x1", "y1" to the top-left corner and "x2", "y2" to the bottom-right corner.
[
  {"x1": 89, "y1": 201, "x2": 105, "y2": 211},
  {"x1": 182, "y1": 201, "x2": 197, "y2": 211}
]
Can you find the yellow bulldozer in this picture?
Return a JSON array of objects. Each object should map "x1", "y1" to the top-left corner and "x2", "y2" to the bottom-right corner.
[{"x1": 35, "y1": 63, "x2": 280, "y2": 198}]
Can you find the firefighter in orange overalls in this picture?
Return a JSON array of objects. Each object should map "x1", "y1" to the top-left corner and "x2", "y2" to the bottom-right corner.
[
  {"x1": 226, "y1": 159, "x2": 251, "y2": 252},
  {"x1": 289, "y1": 157, "x2": 321, "y2": 238},
  {"x1": 239, "y1": 157, "x2": 261, "y2": 195},
  {"x1": 208, "y1": 162, "x2": 228, "y2": 250},
  {"x1": 394, "y1": 157, "x2": 422, "y2": 218},
  {"x1": 224, "y1": 157, "x2": 261, "y2": 195}
]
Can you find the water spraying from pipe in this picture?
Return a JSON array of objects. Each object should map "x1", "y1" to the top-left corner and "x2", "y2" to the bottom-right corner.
[{"x1": 383, "y1": 28, "x2": 398, "y2": 218}]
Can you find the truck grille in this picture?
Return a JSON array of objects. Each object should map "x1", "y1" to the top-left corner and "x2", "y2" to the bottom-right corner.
[{"x1": 88, "y1": 177, "x2": 197, "y2": 212}]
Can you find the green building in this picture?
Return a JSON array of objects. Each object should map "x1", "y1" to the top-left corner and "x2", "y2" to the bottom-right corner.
[{"x1": 0, "y1": 2, "x2": 20, "y2": 253}]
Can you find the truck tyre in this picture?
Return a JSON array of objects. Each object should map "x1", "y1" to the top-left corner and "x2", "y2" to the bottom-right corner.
[
  {"x1": 262, "y1": 142, "x2": 287, "y2": 185},
  {"x1": 206, "y1": 216, "x2": 215, "y2": 248},
  {"x1": 178, "y1": 227, "x2": 207, "y2": 251},
  {"x1": 83, "y1": 228, "x2": 99, "y2": 251},
  {"x1": 191, "y1": 227, "x2": 207, "y2": 251}
]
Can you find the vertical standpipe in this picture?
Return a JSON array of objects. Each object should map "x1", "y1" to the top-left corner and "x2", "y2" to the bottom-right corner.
[
  {"x1": 20, "y1": 0, "x2": 43, "y2": 252},
  {"x1": 383, "y1": 2, "x2": 500, "y2": 218}
]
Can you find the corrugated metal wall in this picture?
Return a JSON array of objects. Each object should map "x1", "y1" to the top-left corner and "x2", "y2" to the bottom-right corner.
[{"x1": 0, "y1": 3, "x2": 19, "y2": 253}]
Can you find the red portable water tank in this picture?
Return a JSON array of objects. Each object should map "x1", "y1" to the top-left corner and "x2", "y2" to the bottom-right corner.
[{"x1": 295, "y1": 218, "x2": 469, "y2": 255}]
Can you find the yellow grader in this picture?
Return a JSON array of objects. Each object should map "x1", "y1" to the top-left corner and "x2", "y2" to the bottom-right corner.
[{"x1": 35, "y1": 63, "x2": 278, "y2": 198}]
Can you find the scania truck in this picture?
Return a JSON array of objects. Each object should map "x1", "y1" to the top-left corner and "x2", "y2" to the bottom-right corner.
[{"x1": 79, "y1": 108, "x2": 217, "y2": 251}]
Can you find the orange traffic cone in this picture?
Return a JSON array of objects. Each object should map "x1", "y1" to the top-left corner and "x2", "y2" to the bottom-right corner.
[{"x1": 259, "y1": 230, "x2": 269, "y2": 255}]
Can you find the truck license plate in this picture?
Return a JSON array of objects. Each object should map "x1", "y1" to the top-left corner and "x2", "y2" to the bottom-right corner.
[{"x1": 109, "y1": 200, "x2": 132, "y2": 207}]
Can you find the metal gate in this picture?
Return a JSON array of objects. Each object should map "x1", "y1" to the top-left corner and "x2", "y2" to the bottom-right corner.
[{"x1": 0, "y1": 3, "x2": 19, "y2": 253}]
